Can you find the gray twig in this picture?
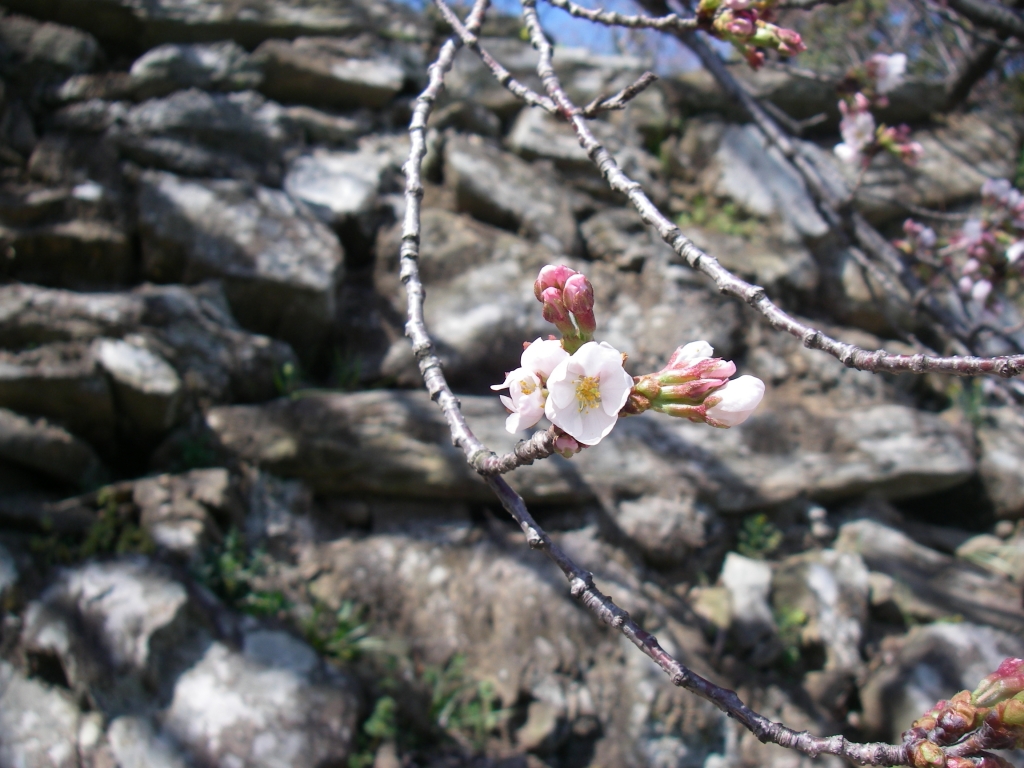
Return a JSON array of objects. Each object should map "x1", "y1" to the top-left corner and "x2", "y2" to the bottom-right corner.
[
  {"x1": 543, "y1": 0, "x2": 699, "y2": 31},
  {"x1": 582, "y1": 71, "x2": 659, "y2": 116}
]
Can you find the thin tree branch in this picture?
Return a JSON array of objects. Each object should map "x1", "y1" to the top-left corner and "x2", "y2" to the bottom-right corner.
[
  {"x1": 542, "y1": 0, "x2": 699, "y2": 31},
  {"x1": 582, "y1": 71, "x2": 659, "y2": 116}
]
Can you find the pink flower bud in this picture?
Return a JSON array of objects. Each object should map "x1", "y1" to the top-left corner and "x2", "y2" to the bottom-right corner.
[
  {"x1": 534, "y1": 264, "x2": 577, "y2": 301},
  {"x1": 776, "y1": 27, "x2": 805, "y2": 52},
  {"x1": 563, "y1": 273, "x2": 597, "y2": 336},
  {"x1": 541, "y1": 286, "x2": 575, "y2": 335},
  {"x1": 973, "y1": 658, "x2": 1024, "y2": 706},
  {"x1": 553, "y1": 433, "x2": 582, "y2": 457},
  {"x1": 724, "y1": 16, "x2": 754, "y2": 36},
  {"x1": 745, "y1": 49, "x2": 765, "y2": 69}
]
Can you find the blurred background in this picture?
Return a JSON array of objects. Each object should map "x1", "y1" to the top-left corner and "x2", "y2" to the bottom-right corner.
[{"x1": 0, "y1": 0, "x2": 1022, "y2": 767}]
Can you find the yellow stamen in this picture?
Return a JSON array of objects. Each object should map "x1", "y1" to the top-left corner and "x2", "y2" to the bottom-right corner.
[
  {"x1": 575, "y1": 375, "x2": 601, "y2": 413},
  {"x1": 520, "y1": 378, "x2": 537, "y2": 396}
]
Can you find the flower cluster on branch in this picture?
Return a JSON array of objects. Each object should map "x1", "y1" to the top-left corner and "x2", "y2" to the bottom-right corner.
[{"x1": 495, "y1": 266, "x2": 765, "y2": 450}]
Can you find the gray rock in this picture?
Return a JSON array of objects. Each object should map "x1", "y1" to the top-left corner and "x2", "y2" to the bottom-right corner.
[
  {"x1": 613, "y1": 494, "x2": 716, "y2": 568},
  {"x1": 0, "y1": 11, "x2": 99, "y2": 85},
  {"x1": 3, "y1": 0, "x2": 426, "y2": 53},
  {"x1": 859, "y1": 622, "x2": 1024, "y2": 741},
  {"x1": 956, "y1": 532, "x2": 1024, "y2": 584},
  {"x1": 0, "y1": 282, "x2": 297, "y2": 406},
  {"x1": 580, "y1": 207, "x2": 670, "y2": 273},
  {"x1": 302, "y1": 528, "x2": 719, "y2": 767},
  {"x1": 254, "y1": 36, "x2": 405, "y2": 109},
  {"x1": 164, "y1": 636, "x2": 359, "y2": 768},
  {"x1": 0, "y1": 661, "x2": 81, "y2": 768},
  {"x1": 771, "y1": 549, "x2": 870, "y2": 673},
  {"x1": 283, "y1": 104, "x2": 373, "y2": 146},
  {"x1": 206, "y1": 389, "x2": 976, "y2": 513},
  {"x1": 133, "y1": 467, "x2": 238, "y2": 560},
  {"x1": 705, "y1": 123, "x2": 829, "y2": 241},
  {"x1": 0, "y1": 406, "x2": 105, "y2": 486},
  {"x1": 97, "y1": 338, "x2": 182, "y2": 434},
  {"x1": 977, "y1": 407, "x2": 1024, "y2": 520},
  {"x1": 0, "y1": 215, "x2": 133, "y2": 290},
  {"x1": 686, "y1": 225, "x2": 819, "y2": 297},
  {"x1": 114, "y1": 89, "x2": 301, "y2": 184},
  {"x1": 137, "y1": 169, "x2": 343, "y2": 363},
  {"x1": 284, "y1": 135, "x2": 407, "y2": 228},
  {"x1": 444, "y1": 132, "x2": 580, "y2": 254},
  {"x1": 0, "y1": 541, "x2": 17, "y2": 598},
  {"x1": 0, "y1": 341, "x2": 115, "y2": 447},
  {"x1": 20, "y1": 557, "x2": 210, "y2": 710},
  {"x1": 835, "y1": 519, "x2": 1024, "y2": 634},
  {"x1": 107, "y1": 716, "x2": 191, "y2": 768},
  {"x1": 720, "y1": 552, "x2": 777, "y2": 659},
  {"x1": 129, "y1": 41, "x2": 263, "y2": 100}
]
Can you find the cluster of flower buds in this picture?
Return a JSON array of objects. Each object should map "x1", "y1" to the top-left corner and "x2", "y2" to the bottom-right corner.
[
  {"x1": 899, "y1": 179, "x2": 1024, "y2": 307},
  {"x1": 898, "y1": 659, "x2": 1024, "y2": 768},
  {"x1": 624, "y1": 341, "x2": 765, "y2": 428},
  {"x1": 834, "y1": 54, "x2": 919, "y2": 168},
  {"x1": 494, "y1": 268, "x2": 768, "y2": 450},
  {"x1": 534, "y1": 265, "x2": 597, "y2": 354},
  {"x1": 695, "y1": 0, "x2": 805, "y2": 70}
]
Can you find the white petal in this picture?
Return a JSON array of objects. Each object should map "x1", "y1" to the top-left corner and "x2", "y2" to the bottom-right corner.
[
  {"x1": 546, "y1": 396, "x2": 584, "y2": 441},
  {"x1": 491, "y1": 366, "x2": 528, "y2": 391},
  {"x1": 546, "y1": 358, "x2": 576, "y2": 409},
  {"x1": 509, "y1": 371, "x2": 543, "y2": 406},
  {"x1": 1007, "y1": 240, "x2": 1024, "y2": 264},
  {"x1": 521, "y1": 338, "x2": 569, "y2": 377},
  {"x1": 600, "y1": 365, "x2": 634, "y2": 417},
  {"x1": 675, "y1": 340, "x2": 714, "y2": 362},
  {"x1": 706, "y1": 376, "x2": 765, "y2": 427},
  {"x1": 575, "y1": 408, "x2": 618, "y2": 445},
  {"x1": 499, "y1": 395, "x2": 515, "y2": 411},
  {"x1": 505, "y1": 412, "x2": 525, "y2": 433}
]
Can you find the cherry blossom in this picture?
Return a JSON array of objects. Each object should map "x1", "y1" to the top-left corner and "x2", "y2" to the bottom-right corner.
[
  {"x1": 867, "y1": 52, "x2": 907, "y2": 95},
  {"x1": 492, "y1": 338, "x2": 568, "y2": 434},
  {"x1": 544, "y1": 341, "x2": 633, "y2": 445}
]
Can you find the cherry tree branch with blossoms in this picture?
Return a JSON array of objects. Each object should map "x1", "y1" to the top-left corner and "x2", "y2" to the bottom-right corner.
[{"x1": 399, "y1": 0, "x2": 1024, "y2": 764}]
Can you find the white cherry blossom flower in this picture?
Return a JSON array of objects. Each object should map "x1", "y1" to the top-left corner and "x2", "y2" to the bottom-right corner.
[
  {"x1": 704, "y1": 375, "x2": 765, "y2": 427},
  {"x1": 544, "y1": 341, "x2": 634, "y2": 445},
  {"x1": 870, "y1": 53, "x2": 907, "y2": 94},
  {"x1": 492, "y1": 338, "x2": 569, "y2": 434},
  {"x1": 1007, "y1": 240, "x2": 1024, "y2": 265}
]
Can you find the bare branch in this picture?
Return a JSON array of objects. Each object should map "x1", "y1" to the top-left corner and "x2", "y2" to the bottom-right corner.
[
  {"x1": 542, "y1": 0, "x2": 698, "y2": 31},
  {"x1": 582, "y1": 71, "x2": 659, "y2": 116},
  {"x1": 776, "y1": 0, "x2": 849, "y2": 10},
  {"x1": 430, "y1": 0, "x2": 557, "y2": 112}
]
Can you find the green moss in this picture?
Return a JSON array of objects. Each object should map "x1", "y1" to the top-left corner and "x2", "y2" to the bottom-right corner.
[{"x1": 676, "y1": 195, "x2": 761, "y2": 239}]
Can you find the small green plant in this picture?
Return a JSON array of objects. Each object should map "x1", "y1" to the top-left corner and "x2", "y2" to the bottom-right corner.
[
  {"x1": 774, "y1": 605, "x2": 808, "y2": 667},
  {"x1": 423, "y1": 654, "x2": 511, "y2": 751},
  {"x1": 194, "y1": 528, "x2": 287, "y2": 617},
  {"x1": 676, "y1": 195, "x2": 761, "y2": 239},
  {"x1": 303, "y1": 601, "x2": 386, "y2": 663},
  {"x1": 737, "y1": 513, "x2": 783, "y2": 560},
  {"x1": 348, "y1": 696, "x2": 399, "y2": 768},
  {"x1": 274, "y1": 361, "x2": 300, "y2": 396},
  {"x1": 31, "y1": 487, "x2": 154, "y2": 565}
]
